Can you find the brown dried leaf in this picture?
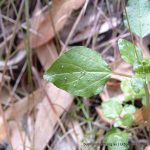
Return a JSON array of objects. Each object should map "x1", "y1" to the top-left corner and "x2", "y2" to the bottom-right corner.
[
  {"x1": 33, "y1": 83, "x2": 73, "y2": 150},
  {"x1": 68, "y1": 121, "x2": 84, "y2": 147},
  {"x1": 9, "y1": 121, "x2": 31, "y2": 150},
  {"x1": 5, "y1": 89, "x2": 43, "y2": 121},
  {"x1": 133, "y1": 108, "x2": 145, "y2": 125},
  {"x1": 18, "y1": 0, "x2": 85, "y2": 49},
  {"x1": 36, "y1": 41, "x2": 58, "y2": 70},
  {"x1": 0, "y1": 117, "x2": 6, "y2": 143}
]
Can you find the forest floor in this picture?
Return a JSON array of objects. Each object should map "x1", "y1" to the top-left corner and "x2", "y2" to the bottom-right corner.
[{"x1": 0, "y1": 0, "x2": 150, "y2": 150}]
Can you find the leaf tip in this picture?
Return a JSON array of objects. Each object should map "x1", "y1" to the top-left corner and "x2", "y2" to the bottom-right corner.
[{"x1": 43, "y1": 73, "x2": 53, "y2": 82}]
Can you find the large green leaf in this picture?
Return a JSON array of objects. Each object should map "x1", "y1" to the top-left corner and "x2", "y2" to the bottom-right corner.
[
  {"x1": 104, "y1": 128, "x2": 129, "y2": 150},
  {"x1": 101, "y1": 100, "x2": 123, "y2": 119},
  {"x1": 124, "y1": 0, "x2": 150, "y2": 38},
  {"x1": 43, "y1": 46, "x2": 111, "y2": 97},
  {"x1": 118, "y1": 39, "x2": 142, "y2": 64}
]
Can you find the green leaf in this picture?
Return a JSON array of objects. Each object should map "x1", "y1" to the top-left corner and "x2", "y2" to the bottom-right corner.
[
  {"x1": 134, "y1": 58, "x2": 150, "y2": 82},
  {"x1": 121, "y1": 79, "x2": 135, "y2": 95},
  {"x1": 122, "y1": 105, "x2": 136, "y2": 115},
  {"x1": 118, "y1": 39, "x2": 142, "y2": 64},
  {"x1": 121, "y1": 79, "x2": 145, "y2": 98},
  {"x1": 124, "y1": 0, "x2": 150, "y2": 38},
  {"x1": 131, "y1": 77, "x2": 145, "y2": 93},
  {"x1": 121, "y1": 114, "x2": 134, "y2": 127},
  {"x1": 101, "y1": 100, "x2": 122, "y2": 119},
  {"x1": 114, "y1": 105, "x2": 136, "y2": 127},
  {"x1": 114, "y1": 113, "x2": 134, "y2": 127},
  {"x1": 43, "y1": 46, "x2": 111, "y2": 97},
  {"x1": 104, "y1": 128, "x2": 129, "y2": 150}
]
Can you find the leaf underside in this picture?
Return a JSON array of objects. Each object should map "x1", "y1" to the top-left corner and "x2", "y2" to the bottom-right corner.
[{"x1": 44, "y1": 46, "x2": 111, "y2": 97}]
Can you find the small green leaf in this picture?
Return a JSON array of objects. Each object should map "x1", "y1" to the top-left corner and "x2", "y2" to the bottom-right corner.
[
  {"x1": 121, "y1": 79, "x2": 144, "y2": 97},
  {"x1": 101, "y1": 100, "x2": 122, "y2": 119},
  {"x1": 115, "y1": 105, "x2": 136, "y2": 127},
  {"x1": 104, "y1": 128, "x2": 129, "y2": 150},
  {"x1": 134, "y1": 58, "x2": 150, "y2": 82},
  {"x1": 43, "y1": 46, "x2": 111, "y2": 97},
  {"x1": 122, "y1": 105, "x2": 136, "y2": 115},
  {"x1": 118, "y1": 39, "x2": 142, "y2": 64},
  {"x1": 121, "y1": 114, "x2": 134, "y2": 127},
  {"x1": 124, "y1": 0, "x2": 150, "y2": 38},
  {"x1": 131, "y1": 77, "x2": 145, "y2": 93},
  {"x1": 114, "y1": 114, "x2": 134, "y2": 127},
  {"x1": 121, "y1": 79, "x2": 135, "y2": 95}
]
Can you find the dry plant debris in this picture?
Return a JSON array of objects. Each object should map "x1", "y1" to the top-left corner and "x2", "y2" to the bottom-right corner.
[{"x1": 0, "y1": 0, "x2": 149, "y2": 150}]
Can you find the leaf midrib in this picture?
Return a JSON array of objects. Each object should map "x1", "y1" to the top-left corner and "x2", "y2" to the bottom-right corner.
[{"x1": 50, "y1": 71, "x2": 110, "y2": 76}]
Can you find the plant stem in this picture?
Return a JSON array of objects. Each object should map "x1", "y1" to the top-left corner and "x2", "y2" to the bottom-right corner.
[
  {"x1": 144, "y1": 83, "x2": 150, "y2": 105},
  {"x1": 144, "y1": 83, "x2": 150, "y2": 142},
  {"x1": 112, "y1": 71, "x2": 132, "y2": 78},
  {"x1": 25, "y1": 0, "x2": 32, "y2": 86}
]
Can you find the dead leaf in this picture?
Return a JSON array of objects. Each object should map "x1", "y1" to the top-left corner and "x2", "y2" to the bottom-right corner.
[
  {"x1": 5, "y1": 89, "x2": 44, "y2": 121},
  {"x1": 0, "y1": 117, "x2": 7, "y2": 143},
  {"x1": 69, "y1": 17, "x2": 120, "y2": 44},
  {"x1": 67, "y1": 121, "x2": 84, "y2": 149},
  {"x1": 54, "y1": 138, "x2": 76, "y2": 150},
  {"x1": 133, "y1": 108, "x2": 145, "y2": 125},
  {"x1": 9, "y1": 121, "x2": 31, "y2": 150},
  {"x1": 18, "y1": 0, "x2": 85, "y2": 49},
  {"x1": 36, "y1": 41, "x2": 58, "y2": 70},
  {"x1": 33, "y1": 83, "x2": 73, "y2": 150}
]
